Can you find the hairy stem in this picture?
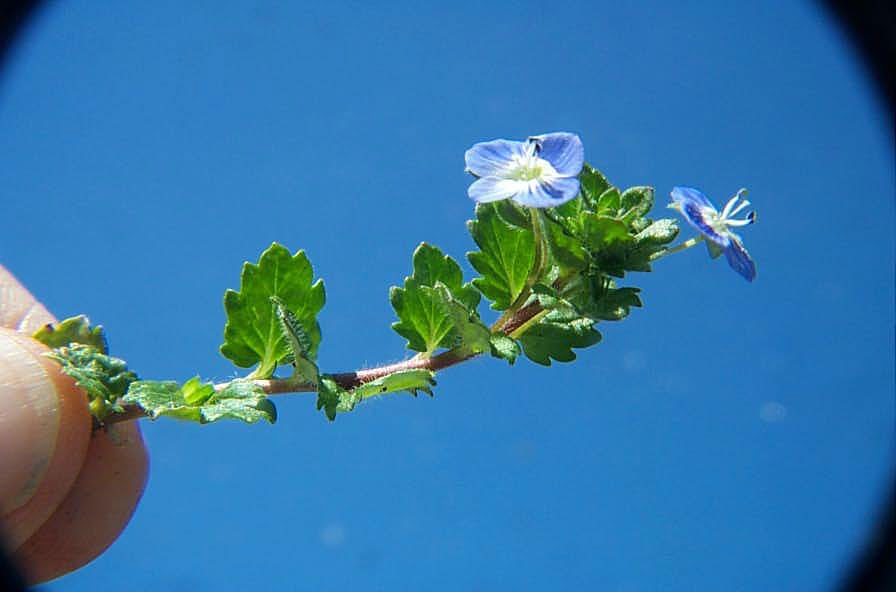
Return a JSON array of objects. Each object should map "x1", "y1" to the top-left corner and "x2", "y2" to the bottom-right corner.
[
  {"x1": 649, "y1": 235, "x2": 704, "y2": 260},
  {"x1": 100, "y1": 301, "x2": 547, "y2": 428}
]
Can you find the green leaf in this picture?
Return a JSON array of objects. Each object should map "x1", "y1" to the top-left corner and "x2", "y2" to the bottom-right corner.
[
  {"x1": 467, "y1": 203, "x2": 536, "y2": 310},
  {"x1": 271, "y1": 296, "x2": 320, "y2": 385},
  {"x1": 316, "y1": 370, "x2": 437, "y2": 421},
  {"x1": 32, "y1": 315, "x2": 107, "y2": 353},
  {"x1": 489, "y1": 333, "x2": 521, "y2": 364},
  {"x1": 706, "y1": 239, "x2": 724, "y2": 259},
  {"x1": 353, "y1": 369, "x2": 437, "y2": 399},
  {"x1": 317, "y1": 377, "x2": 362, "y2": 421},
  {"x1": 579, "y1": 164, "x2": 611, "y2": 209},
  {"x1": 220, "y1": 243, "x2": 325, "y2": 378},
  {"x1": 123, "y1": 381, "x2": 201, "y2": 421},
  {"x1": 584, "y1": 213, "x2": 631, "y2": 246},
  {"x1": 635, "y1": 218, "x2": 679, "y2": 246},
  {"x1": 583, "y1": 213, "x2": 633, "y2": 277},
  {"x1": 518, "y1": 316, "x2": 602, "y2": 366},
  {"x1": 181, "y1": 375, "x2": 215, "y2": 405},
  {"x1": 619, "y1": 186, "x2": 655, "y2": 220},
  {"x1": 565, "y1": 274, "x2": 643, "y2": 322},
  {"x1": 548, "y1": 197, "x2": 584, "y2": 237},
  {"x1": 123, "y1": 378, "x2": 276, "y2": 424},
  {"x1": 493, "y1": 199, "x2": 532, "y2": 229},
  {"x1": 582, "y1": 214, "x2": 680, "y2": 277},
  {"x1": 511, "y1": 284, "x2": 603, "y2": 365},
  {"x1": 202, "y1": 380, "x2": 277, "y2": 424},
  {"x1": 433, "y1": 283, "x2": 491, "y2": 354},
  {"x1": 46, "y1": 344, "x2": 137, "y2": 420},
  {"x1": 390, "y1": 243, "x2": 481, "y2": 355},
  {"x1": 593, "y1": 287, "x2": 642, "y2": 321},
  {"x1": 541, "y1": 214, "x2": 588, "y2": 274},
  {"x1": 596, "y1": 188, "x2": 621, "y2": 216}
]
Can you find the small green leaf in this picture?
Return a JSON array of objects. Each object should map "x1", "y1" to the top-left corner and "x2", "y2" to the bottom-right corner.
[
  {"x1": 124, "y1": 379, "x2": 276, "y2": 424},
  {"x1": 32, "y1": 315, "x2": 107, "y2": 353},
  {"x1": 620, "y1": 186, "x2": 655, "y2": 220},
  {"x1": 493, "y1": 199, "x2": 532, "y2": 229},
  {"x1": 353, "y1": 369, "x2": 437, "y2": 399},
  {"x1": 579, "y1": 164, "x2": 611, "y2": 209},
  {"x1": 181, "y1": 375, "x2": 215, "y2": 405},
  {"x1": 432, "y1": 283, "x2": 491, "y2": 354},
  {"x1": 202, "y1": 380, "x2": 277, "y2": 424},
  {"x1": 467, "y1": 203, "x2": 536, "y2": 310},
  {"x1": 46, "y1": 344, "x2": 136, "y2": 420},
  {"x1": 635, "y1": 219, "x2": 679, "y2": 246},
  {"x1": 518, "y1": 316, "x2": 602, "y2": 366},
  {"x1": 390, "y1": 244, "x2": 480, "y2": 355},
  {"x1": 317, "y1": 377, "x2": 362, "y2": 421},
  {"x1": 584, "y1": 214, "x2": 631, "y2": 246},
  {"x1": 566, "y1": 274, "x2": 643, "y2": 322},
  {"x1": 593, "y1": 287, "x2": 642, "y2": 321},
  {"x1": 271, "y1": 296, "x2": 320, "y2": 385},
  {"x1": 541, "y1": 214, "x2": 588, "y2": 274},
  {"x1": 124, "y1": 381, "x2": 200, "y2": 421},
  {"x1": 220, "y1": 243, "x2": 325, "y2": 378},
  {"x1": 706, "y1": 240, "x2": 724, "y2": 259},
  {"x1": 489, "y1": 333, "x2": 521, "y2": 364},
  {"x1": 596, "y1": 188, "x2": 621, "y2": 216}
]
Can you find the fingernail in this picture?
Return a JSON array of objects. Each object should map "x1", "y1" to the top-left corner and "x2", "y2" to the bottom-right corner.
[{"x1": 0, "y1": 334, "x2": 61, "y2": 513}]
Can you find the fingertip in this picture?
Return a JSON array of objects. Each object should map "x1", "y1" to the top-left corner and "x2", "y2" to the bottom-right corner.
[
  {"x1": 0, "y1": 330, "x2": 91, "y2": 548},
  {"x1": 13, "y1": 421, "x2": 149, "y2": 584}
]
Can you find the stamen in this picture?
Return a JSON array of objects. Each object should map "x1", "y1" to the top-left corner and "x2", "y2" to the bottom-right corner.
[
  {"x1": 726, "y1": 199, "x2": 751, "y2": 218},
  {"x1": 724, "y1": 211, "x2": 756, "y2": 227},
  {"x1": 720, "y1": 194, "x2": 740, "y2": 219},
  {"x1": 725, "y1": 218, "x2": 752, "y2": 227}
]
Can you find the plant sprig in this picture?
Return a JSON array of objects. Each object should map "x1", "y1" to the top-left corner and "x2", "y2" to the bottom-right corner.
[{"x1": 33, "y1": 134, "x2": 757, "y2": 427}]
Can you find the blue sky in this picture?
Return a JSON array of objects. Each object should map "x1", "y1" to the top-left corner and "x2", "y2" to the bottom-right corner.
[{"x1": 1, "y1": 1, "x2": 893, "y2": 590}]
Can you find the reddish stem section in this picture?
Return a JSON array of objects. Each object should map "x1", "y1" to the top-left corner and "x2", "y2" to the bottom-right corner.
[{"x1": 100, "y1": 303, "x2": 544, "y2": 427}]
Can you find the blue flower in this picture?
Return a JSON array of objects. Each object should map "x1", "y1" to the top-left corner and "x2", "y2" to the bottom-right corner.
[
  {"x1": 464, "y1": 132, "x2": 585, "y2": 208},
  {"x1": 669, "y1": 186, "x2": 757, "y2": 282}
]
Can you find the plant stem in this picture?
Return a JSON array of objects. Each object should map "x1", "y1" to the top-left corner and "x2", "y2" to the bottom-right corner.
[
  {"x1": 508, "y1": 309, "x2": 550, "y2": 340},
  {"x1": 490, "y1": 208, "x2": 549, "y2": 333},
  {"x1": 649, "y1": 235, "x2": 704, "y2": 261},
  {"x1": 100, "y1": 300, "x2": 548, "y2": 427}
]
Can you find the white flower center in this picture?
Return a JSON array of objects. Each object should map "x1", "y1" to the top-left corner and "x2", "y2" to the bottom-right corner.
[
  {"x1": 505, "y1": 151, "x2": 558, "y2": 182},
  {"x1": 705, "y1": 191, "x2": 755, "y2": 235}
]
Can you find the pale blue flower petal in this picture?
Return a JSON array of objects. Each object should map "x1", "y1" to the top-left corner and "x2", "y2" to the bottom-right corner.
[
  {"x1": 670, "y1": 186, "x2": 714, "y2": 210},
  {"x1": 533, "y1": 132, "x2": 585, "y2": 177},
  {"x1": 680, "y1": 201, "x2": 729, "y2": 247},
  {"x1": 724, "y1": 237, "x2": 757, "y2": 282},
  {"x1": 468, "y1": 176, "x2": 522, "y2": 203},
  {"x1": 512, "y1": 176, "x2": 580, "y2": 208},
  {"x1": 464, "y1": 140, "x2": 526, "y2": 178},
  {"x1": 671, "y1": 187, "x2": 729, "y2": 247}
]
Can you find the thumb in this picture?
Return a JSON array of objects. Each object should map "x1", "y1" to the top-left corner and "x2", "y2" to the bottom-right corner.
[{"x1": 0, "y1": 329, "x2": 90, "y2": 547}]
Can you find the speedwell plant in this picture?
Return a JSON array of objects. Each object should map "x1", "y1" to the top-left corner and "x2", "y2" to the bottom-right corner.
[{"x1": 33, "y1": 132, "x2": 757, "y2": 426}]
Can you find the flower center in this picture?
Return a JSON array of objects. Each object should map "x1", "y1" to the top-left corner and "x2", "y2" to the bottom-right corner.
[
  {"x1": 505, "y1": 153, "x2": 556, "y2": 182},
  {"x1": 702, "y1": 208, "x2": 729, "y2": 234}
]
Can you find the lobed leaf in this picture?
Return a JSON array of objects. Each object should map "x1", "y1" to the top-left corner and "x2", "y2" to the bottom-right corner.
[
  {"x1": 518, "y1": 316, "x2": 602, "y2": 366},
  {"x1": 467, "y1": 203, "x2": 536, "y2": 310},
  {"x1": 45, "y1": 344, "x2": 136, "y2": 420},
  {"x1": 390, "y1": 243, "x2": 480, "y2": 355},
  {"x1": 272, "y1": 296, "x2": 320, "y2": 385},
  {"x1": 432, "y1": 283, "x2": 491, "y2": 354},
  {"x1": 489, "y1": 334, "x2": 521, "y2": 364},
  {"x1": 220, "y1": 243, "x2": 325, "y2": 378},
  {"x1": 316, "y1": 377, "x2": 363, "y2": 421},
  {"x1": 124, "y1": 378, "x2": 276, "y2": 424},
  {"x1": 33, "y1": 315, "x2": 108, "y2": 353}
]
